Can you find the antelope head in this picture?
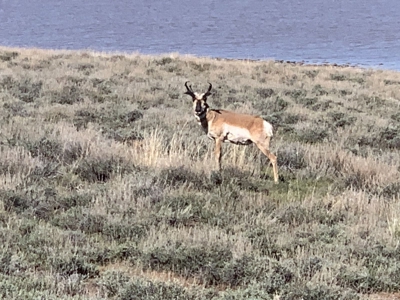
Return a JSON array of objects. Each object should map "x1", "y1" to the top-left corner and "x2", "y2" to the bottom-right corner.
[{"x1": 184, "y1": 81, "x2": 212, "y2": 118}]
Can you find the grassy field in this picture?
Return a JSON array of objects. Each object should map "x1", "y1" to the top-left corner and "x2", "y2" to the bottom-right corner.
[{"x1": 1, "y1": 46, "x2": 400, "y2": 299}]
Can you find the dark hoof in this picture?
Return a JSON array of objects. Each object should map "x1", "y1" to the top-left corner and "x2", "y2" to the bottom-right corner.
[{"x1": 210, "y1": 171, "x2": 222, "y2": 185}]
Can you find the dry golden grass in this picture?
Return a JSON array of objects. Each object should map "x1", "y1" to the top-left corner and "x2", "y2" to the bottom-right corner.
[{"x1": 1, "y1": 46, "x2": 400, "y2": 299}]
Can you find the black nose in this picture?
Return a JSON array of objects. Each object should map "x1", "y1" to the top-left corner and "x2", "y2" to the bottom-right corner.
[{"x1": 195, "y1": 102, "x2": 202, "y2": 112}]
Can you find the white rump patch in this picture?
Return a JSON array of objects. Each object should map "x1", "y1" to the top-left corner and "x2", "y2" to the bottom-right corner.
[{"x1": 263, "y1": 121, "x2": 273, "y2": 137}]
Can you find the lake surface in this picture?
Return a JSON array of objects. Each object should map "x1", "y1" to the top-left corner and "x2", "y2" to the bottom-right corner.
[{"x1": 1, "y1": 0, "x2": 400, "y2": 70}]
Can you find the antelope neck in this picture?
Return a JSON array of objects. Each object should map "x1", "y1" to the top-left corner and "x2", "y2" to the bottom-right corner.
[
  {"x1": 197, "y1": 108, "x2": 208, "y2": 120},
  {"x1": 195, "y1": 107, "x2": 209, "y2": 132}
]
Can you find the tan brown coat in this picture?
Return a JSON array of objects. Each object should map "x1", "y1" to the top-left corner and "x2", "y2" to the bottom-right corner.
[{"x1": 185, "y1": 82, "x2": 278, "y2": 183}]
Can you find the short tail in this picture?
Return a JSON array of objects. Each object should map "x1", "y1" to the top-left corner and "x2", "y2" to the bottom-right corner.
[{"x1": 263, "y1": 120, "x2": 274, "y2": 137}]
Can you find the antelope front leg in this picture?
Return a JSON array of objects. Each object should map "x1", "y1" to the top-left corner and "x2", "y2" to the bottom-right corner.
[
  {"x1": 214, "y1": 138, "x2": 222, "y2": 171},
  {"x1": 270, "y1": 153, "x2": 279, "y2": 184}
]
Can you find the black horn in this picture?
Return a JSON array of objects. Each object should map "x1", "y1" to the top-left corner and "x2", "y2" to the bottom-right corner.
[
  {"x1": 204, "y1": 82, "x2": 212, "y2": 97},
  {"x1": 184, "y1": 81, "x2": 196, "y2": 97}
]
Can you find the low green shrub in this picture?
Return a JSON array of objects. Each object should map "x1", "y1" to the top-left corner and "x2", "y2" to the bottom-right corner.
[
  {"x1": 74, "y1": 156, "x2": 134, "y2": 182},
  {"x1": 282, "y1": 284, "x2": 359, "y2": 300},
  {"x1": 327, "y1": 111, "x2": 357, "y2": 128},
  {"x1": 102, "y1": 221, "x2": 147, "y2": 242},
  {"x1": 26, "y1": 137, "x2": 63, "y2": 160},
  {"x1": 50, "y1": 255, "x2": 98, "y2": 278},
  {"x1": 3, "y1": 100, "x2": 28, "y2": 117},
  {"x1": 0, "y1": 76, "x2": 43, "y2": 103},
  {"x1": 286, "y1": 89, "x2": 307, "y2": 101},
  {"x1": 116, "y1": 278, "x2": 205, "y2": 300},
  {"x1": 158, "y1": 166, "x2": 210, "y2": 190},
  {"x1": 152, "y1": 194, "x2": 214, "y2": 227},
  {"x1": 296, "y1": 97, "x2": 318, "y2": 108},
  {"x1": 252, "y1": 96, "x2": 289, "y2": 116},
  {"x1": 336, "y1": 268, "x2": 397, "y2": 293},
  {"x1": 277, "y1": 203, "x2": 344, "y2": 226},
  {"x1": 51, "y1": 85, "x2": 84, "y2": 105},
  {"x1": 53, "y1": 209, "x2": 110, "y2": 235},
  {"x1": 142, "y1": 243, "x2": 232, "y2": 286},
  {"x1": 1, "y1": 190, "x2": 30, "y2": 214},
  {"x1": 73, "y1": 106, "x2": 143, "y2": 141},
  {"x1": 296, "y1": 127, "x2": 328, "y2": 144},
  {"x1": 256, "y1": 88, "x2": 275, "y2": 98},
  {"x1": 312, "y1": 84, "x2": 329, "y2": 96},
  {"x1": 278, "y1": 144, "x2": 307, "y2": 170},
  {"x1": 0, "y1": 51, "x2": 19, "y2": 61}
]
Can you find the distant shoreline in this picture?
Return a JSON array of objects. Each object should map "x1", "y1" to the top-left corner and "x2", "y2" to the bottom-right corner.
[
  {"x1": 216, "y1": 57, "x2": 369, "y2": 69},
  {"x1": 0, "y1": 45, "x2": 395, "y2": 72}
]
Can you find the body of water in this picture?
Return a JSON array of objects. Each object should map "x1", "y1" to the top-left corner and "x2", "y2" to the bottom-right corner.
[{"x1": 1, "y1": 0, "x2": 400, "y2": 70}]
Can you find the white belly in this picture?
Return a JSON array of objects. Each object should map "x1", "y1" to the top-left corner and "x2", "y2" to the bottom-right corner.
[{"x1": 223, "y1": 124, "x2": 252, "y2": 145}]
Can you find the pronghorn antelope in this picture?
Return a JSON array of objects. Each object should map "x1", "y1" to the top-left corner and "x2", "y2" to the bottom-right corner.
[{"x1": 184, "y1": 81, "x2": 279, "y2": 183}]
